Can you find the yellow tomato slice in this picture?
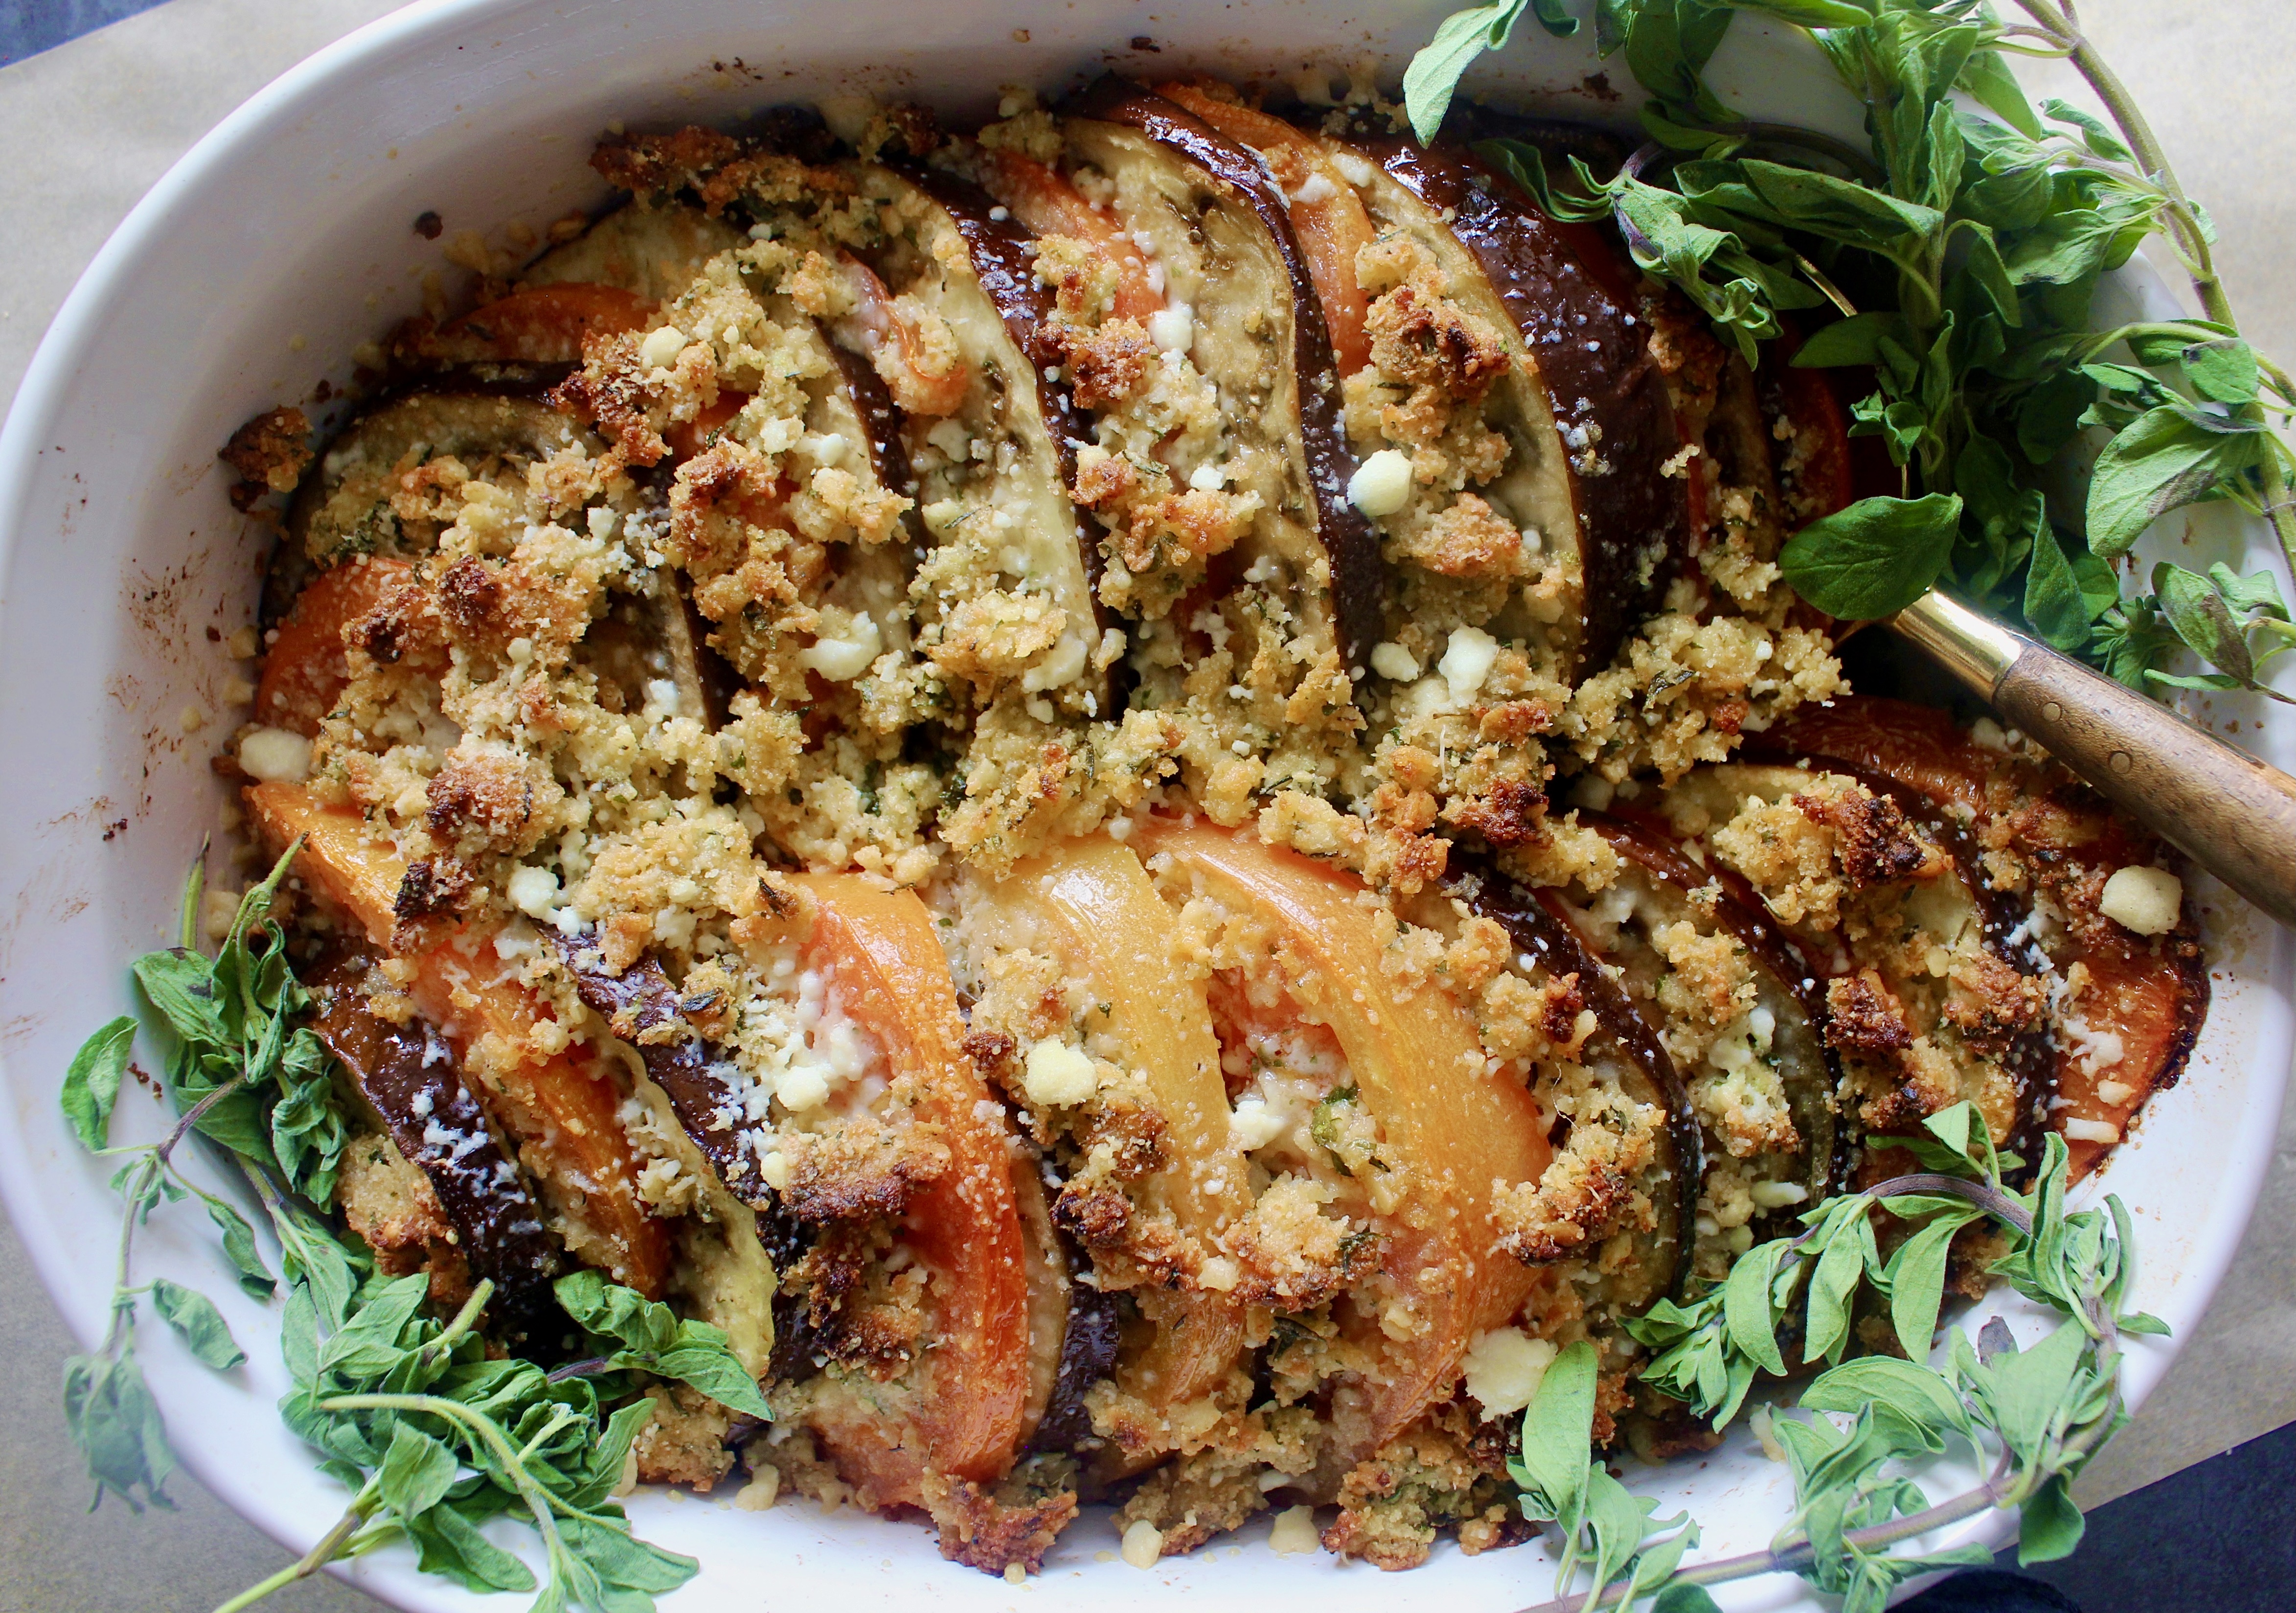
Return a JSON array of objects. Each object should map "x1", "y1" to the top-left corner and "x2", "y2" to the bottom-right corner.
[{"x1": 1135, "y1": 819, "x2": 1553, "y2": 1474}]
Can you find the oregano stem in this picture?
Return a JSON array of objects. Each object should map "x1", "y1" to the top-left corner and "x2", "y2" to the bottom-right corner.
[{"x1": 2007, "y1": 0, "x2": 2296, "y2": 581}]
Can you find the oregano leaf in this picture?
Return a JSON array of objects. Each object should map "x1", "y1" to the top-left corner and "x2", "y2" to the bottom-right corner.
[
  {"x1": 1781, "y1": 493, "x2": 1962, "y2": 619},
  {"x1": 62, "y1": 1016, "x2": 136, "y2": 1152},
  {"x1": 150, "y1": 1280, "x2": 245, "y2": 1372}
]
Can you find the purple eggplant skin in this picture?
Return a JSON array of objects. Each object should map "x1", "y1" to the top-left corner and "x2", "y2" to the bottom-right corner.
[
  {"x1": 878, "y1": 159, "x2": 1129, "y2": 705},
  {"x1": 550, "y1": 935, "x2": 823, "y2": 1372},
  {"x1": 1066, "y1": 76, "x2": 1384, "y2": 679},
  {"x1": 307, "y1": 955, "x2": 565, "y2": 1347},
  {"x1": 551, "y1": 939, "x2": 771, "y2": 1204},
  {"x1": 1585, "y1": 809, "x2": 1849, "y2": 1212},
  {"x1": 1028, "y1": 1237, "x2": 1123, "y2": 1458},
  {"x1": 1444, "y1": 860, "x2": 1700, "y2": 1304},
  {"x1": 826, "y1": 341, "x2": 924, "y2": 547},
  {"x1": 1353, "y1": 136, "x2": 1689, "y2": 678}
]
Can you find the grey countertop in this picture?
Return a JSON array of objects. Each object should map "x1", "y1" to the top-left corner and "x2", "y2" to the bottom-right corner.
[{"x1": 2, "y1": 2, "x2": 2293, "y2": 1607}]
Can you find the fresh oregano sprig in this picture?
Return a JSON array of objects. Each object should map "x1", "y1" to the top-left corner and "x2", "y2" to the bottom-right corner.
[
  {"x1": 1497, "y1": 1101, "x2": 2156, "y2": 1612},
  {"x1": 59, "y1": 844, "x2": 321, "y2": 1511},
  {"x1": 1408, "y1": 0, "x2": 2296, "y2": 702},
  {"x1": 62, "y1": 851, "x2": 768, "y2": 1612}
]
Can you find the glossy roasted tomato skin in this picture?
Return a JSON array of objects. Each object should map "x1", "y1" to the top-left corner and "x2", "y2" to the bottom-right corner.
[
  {"x1": 765, "y1": 875, "x2": 1034, "y2": 1501},
  {"x1": 252, "y1": 556, "x2": 417, "y2": 736}
]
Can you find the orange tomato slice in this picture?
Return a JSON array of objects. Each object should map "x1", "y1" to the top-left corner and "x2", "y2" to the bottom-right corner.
[{"x1": 242, "y1": 780, "x2": 672, "y2": 1296}]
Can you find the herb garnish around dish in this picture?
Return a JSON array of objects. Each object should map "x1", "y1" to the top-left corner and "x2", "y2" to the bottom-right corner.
[
  {"x1": 60, "y1": 850, "x2": 766, "y2": 1613},
  {"x1": 1410, "y1": 0, "x2": 2296, "y2": 703},
  {"x1": 1501, "y1": 1106, "x2": 2156, "y2": 1611}
]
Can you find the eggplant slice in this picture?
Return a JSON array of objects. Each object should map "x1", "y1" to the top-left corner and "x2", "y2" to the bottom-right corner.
[
  {"x1": 1583, "y1": 811, "x2": 1843, "y2": 1235},
  {"x1": 831, "y1": 160, "x2": 1110, "y2": 720},
  {"x1": 1446, "y1": 860, "x2": 1700, "y2": 1311},
  {"x1": 1659, "y1": 760, "x2": 2058, "y2": 1173},
  {"x1": 519, "y1": 202, "x2": 748, "y2": 303},
  {"x1": 1063, "y1": 77, "x2": 1380, "y2": 680},
  {"x1": 268, "y1": 392, "x2": 600, "y2": 623},
  {"x1": 1339, "y1": 134, "x2": 1689, "y2": 681},
  {"x1": 308, "y1": 952, "x2": 565, "y2": 1347}
]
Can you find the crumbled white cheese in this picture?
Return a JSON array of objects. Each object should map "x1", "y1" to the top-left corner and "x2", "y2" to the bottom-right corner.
[
  {"x1": 816, "y1": 92, "x2": 877, "y2": 148},
  {"x1": 1149, "y1": 303, "x2": 1194, "y2": 357},
  {"x1": 2098, "y1": 866, "x2": 2182, "y2": 936},
  {"x1": 237, "y1": 727, "x2": 313, "y2": 783},
  {"x1": 1331, "y1": 149, "x2": 1375, "y2": 187},
  {"x1": 1120, "y1": 1519, "x2": 1164, "y2": 1569},
  {"x1": 507, "y1": 864, "x2": 561, "y2": 920},
  {"x1": 1749, "y1": 1179, "x2": 1808, "y2": 1210},
  {"x1": 799, "y1": 614, "x2": 883, "y2": 682},
  {"x1": 1460, "y1": 1326, "x2": 1557, "y2": 1414},
  {"x1": 774, "y1": 1064, "x2": 830, "y2": 1112},
  {"x1": 1022, "y1": 631, "x2": 1088, "y2": 692},
  {"x1": 1228, "y1": 1096, "x2": 1284, "y2": 1151},
  {"x1": 1023, "y1": 1038, "x2": 1099, "y2": 1107},
  {"x1": 1438, "y1": 625, "x2": 1500, "y2": 706},
  {"x1": 1267, "y1": 1505, "x2": 1320, "y2": 1555},
  {"x1": 2064, "y1": 1117, "x2": 2122, "y2": 1144},
  {"x1": 1347, "y1": 448, "x2": 1413, "y2": 518},
  {"x1": 1288, "y1": 170, "x2": 1336, "y2": 206},
  {"x1": 1187, "y1": 461, "x2": 1228, "y2": 492},
  {"x1": 2094, "y1": 1078, "x2": 2136, "y2": 1106},
  {"x1": 1368, "y1": 641, "x2": 1421, "y2": 682},
  {"x1": 639, "y1": 324, "x2": 688, "y2": 370}
]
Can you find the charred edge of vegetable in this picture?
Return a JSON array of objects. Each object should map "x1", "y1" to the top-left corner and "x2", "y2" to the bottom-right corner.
[
  {"x1": 375, "y1": 359, "x2": 579, "y2": 401},
  {"x1": 879, "y1": 163, "x2": 1089, "y2": 539},
  {"x1": 2156, "y1": 940, "x2": 2211, "y2": 1100},
  {"x1": 306, "y1": 953, "x2": 567, "y2": 1347},
  {"x1": 268, "y1": 387, "x2": 591, "y2": 627},
  {"x1": 550, "y1": 936, "x2": 766, "y2": 1199},
  {"x1": 1589, "y1": 808, "x2": 1853, "y2": 1207},
  {"x1": 1359, "y1": 136, "x2": 1687, "y2": 676},
  {"x1": 826, "y1": 341, "x2": 924, "y2": 547},
  {"x1": 1743, "y1": 745, "x2": 2060, "y2": 1174},
  {"x1": 1453, "y1": 107, "x2": 1632, "y2": 185},
  {"x1": 1029, "y1": 1221, "x2": 1122, "y2": 1458},
  {"x1": 1445, "y1": 860, "x2": 1701, "y2": 1302},
  {"x1": 1066, "y1": 75, "x2": 1382, "y2": 678}
]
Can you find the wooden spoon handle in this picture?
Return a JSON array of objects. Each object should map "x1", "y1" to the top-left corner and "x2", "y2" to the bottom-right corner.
[{"x1": 1890, "y1": 589, "x2": 2296, "y2": 930}]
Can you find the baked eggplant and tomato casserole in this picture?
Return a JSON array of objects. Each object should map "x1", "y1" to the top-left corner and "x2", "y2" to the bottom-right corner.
[{"x1": 209, "y1": 77, "x2": 2206, "y2": 1576}]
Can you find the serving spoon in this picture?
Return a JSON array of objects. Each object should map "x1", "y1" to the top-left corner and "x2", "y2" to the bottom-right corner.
[{"x1": 1890, "y1": 589, "x2": 2296, "y2": 929}]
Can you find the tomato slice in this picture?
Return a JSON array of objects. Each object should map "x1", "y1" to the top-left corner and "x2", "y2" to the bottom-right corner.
[
  {"x1": 831, "y1": 253, "x2": 973, "y2": 419},
  {"x1": 969, "y1": 835, "x2": 1250, "y2": 1472},
  {"x1": 980, "y1": 151, "x2": 1163, "y2": 325},
  {"x1": 253, "y1": 556, "x2": 415, "y2": 736},
  {"x1": 1770, "y1": 695, "x2": 2207, "y2": 1177},
  {"x1": 767, "y1": 874, "x2": 1032, "y2": 1500},
  {"x1": 661, "y1": 388, "x2": 751, "y2": 461},
  {"x1": 432, "y1": 283, "x2": 654, "y2": 364},
  {"x1": 243, "y1": 781, "x2": 673, "y2": 1295},
  {"x1": 1134, "y1": 820, "x2": 1552, "y2": 1478},
  {"x1": 1155, "y1": 85, "x2": 1375, "y2": 375}
]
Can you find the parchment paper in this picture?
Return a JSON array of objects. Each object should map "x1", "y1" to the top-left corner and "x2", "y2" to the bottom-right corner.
[{"x1": 1, "y1": 2, "x2": 2290, "y2": 1606}]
